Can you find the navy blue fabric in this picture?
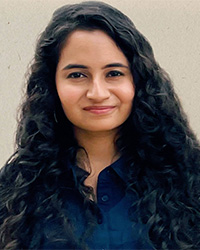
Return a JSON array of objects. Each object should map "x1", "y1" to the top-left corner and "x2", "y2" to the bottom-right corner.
[{"x1": 41, "y1": 157, "x2": 153, "y2": 250}]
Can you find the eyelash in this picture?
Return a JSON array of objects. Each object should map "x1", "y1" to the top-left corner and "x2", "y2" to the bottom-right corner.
[
  {"x1": 106, "y1": 70, "x2": 124, "y2": 77},
  {"x1": 67, "y1": 70, "x2": 124, "y2": 79},
  {"x1": 67, "y1": 72, "x2": 86, "y2": 79}
]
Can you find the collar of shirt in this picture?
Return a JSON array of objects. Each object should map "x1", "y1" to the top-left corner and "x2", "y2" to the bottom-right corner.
[{"x1": 70, "y1": 155, "x2": 129, "y2": 188}]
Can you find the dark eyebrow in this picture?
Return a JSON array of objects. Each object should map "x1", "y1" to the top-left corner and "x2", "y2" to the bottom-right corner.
[
  {"x1": 62, "y1": 64, "x2": 88, "y2": 70},
  {"x1": 62, "y1": 63, "x2": 129, "y2": 71},
  {"x1": 103, "y1": 63, "x2": 129, "y2": 69}
]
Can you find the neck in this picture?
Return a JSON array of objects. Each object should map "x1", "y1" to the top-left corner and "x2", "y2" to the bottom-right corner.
[{"x1": 74, "y1": 128, "x2": 120, "y2": 174}]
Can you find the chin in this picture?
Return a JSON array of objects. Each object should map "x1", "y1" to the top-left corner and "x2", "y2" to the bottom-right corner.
[{"x1": 77, "y1": 124, "x2": 121, "y2": 133}]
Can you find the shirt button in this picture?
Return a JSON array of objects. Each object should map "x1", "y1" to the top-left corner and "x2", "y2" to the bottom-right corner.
[
  {"x1": 98, "y1": 217, "x2": 103, "y2": 224},
  {"x1": 101, "y1": 195, "x2": 109, "y2": 202}
]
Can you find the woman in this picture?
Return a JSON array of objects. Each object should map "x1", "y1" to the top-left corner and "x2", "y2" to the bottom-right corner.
[{"x1": 0, "y1": 1, "x2": 200, "y2": 249}]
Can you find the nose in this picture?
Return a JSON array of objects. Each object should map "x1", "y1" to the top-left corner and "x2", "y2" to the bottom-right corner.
[{"x1": 86, "y1": 78, "x2": 110, "y2": 102}]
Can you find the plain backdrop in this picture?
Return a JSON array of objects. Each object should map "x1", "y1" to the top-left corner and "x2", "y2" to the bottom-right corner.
[{"x1": 0, "y1": 0, "x2": 200, "y2": 167}]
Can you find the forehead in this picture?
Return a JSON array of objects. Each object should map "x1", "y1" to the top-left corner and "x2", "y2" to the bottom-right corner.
[{"x1": 58, "y1": 29, "x2": 129, "y2": 66}]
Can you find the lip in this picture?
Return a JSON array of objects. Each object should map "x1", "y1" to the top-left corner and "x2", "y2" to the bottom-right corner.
[{"x1": 83, "y1": 106, "x2": 116, "y2": 114}]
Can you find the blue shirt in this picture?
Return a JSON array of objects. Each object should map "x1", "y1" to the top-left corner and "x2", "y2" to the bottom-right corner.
[{"x1": 41, "y1": 157, "x2": 153, "y2": 249}]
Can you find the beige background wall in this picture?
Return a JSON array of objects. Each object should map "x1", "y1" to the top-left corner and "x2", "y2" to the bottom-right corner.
[{"x1": 0, "y1": 0, "x2": 200, "y2": 167}]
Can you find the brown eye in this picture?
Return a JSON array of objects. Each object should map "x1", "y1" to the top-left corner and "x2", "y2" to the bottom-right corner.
[
  {"x1": 106, "y1": 71, "x2": 124, "y2": 77},
  {"x1": 67, "y1": 72, "x2": 86, "y2": 78}
]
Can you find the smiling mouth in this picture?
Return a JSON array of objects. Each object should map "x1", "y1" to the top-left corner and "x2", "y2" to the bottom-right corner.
[{"x1": 83, "y1": 106, "x2": 116, "y2": 114}]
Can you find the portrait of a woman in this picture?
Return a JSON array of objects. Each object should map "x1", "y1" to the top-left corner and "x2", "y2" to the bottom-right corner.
[{"x1": 0, "y1": 1, "x2": 200, "y2": 249}]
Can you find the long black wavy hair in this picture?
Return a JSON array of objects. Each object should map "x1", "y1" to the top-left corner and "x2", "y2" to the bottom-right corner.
[{"x1": 1, "y1": 1, "x2": 200, "y2": 249}]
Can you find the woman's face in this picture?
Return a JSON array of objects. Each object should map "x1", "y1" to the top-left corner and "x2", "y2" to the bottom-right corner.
[{"x1": 56, "y1": 29, "x2": 135, "y2": 134}]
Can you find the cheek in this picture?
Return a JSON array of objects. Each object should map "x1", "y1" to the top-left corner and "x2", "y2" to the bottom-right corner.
[
  {"x1": 57, "y1": 89, "x2": 78, "y2": 120},
  {"x1": 57, "y1": 86, "x2": 81, "y2": 106},
  {"x1": 119, "y1": 83, "x2": 135, "y2": 104}
]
